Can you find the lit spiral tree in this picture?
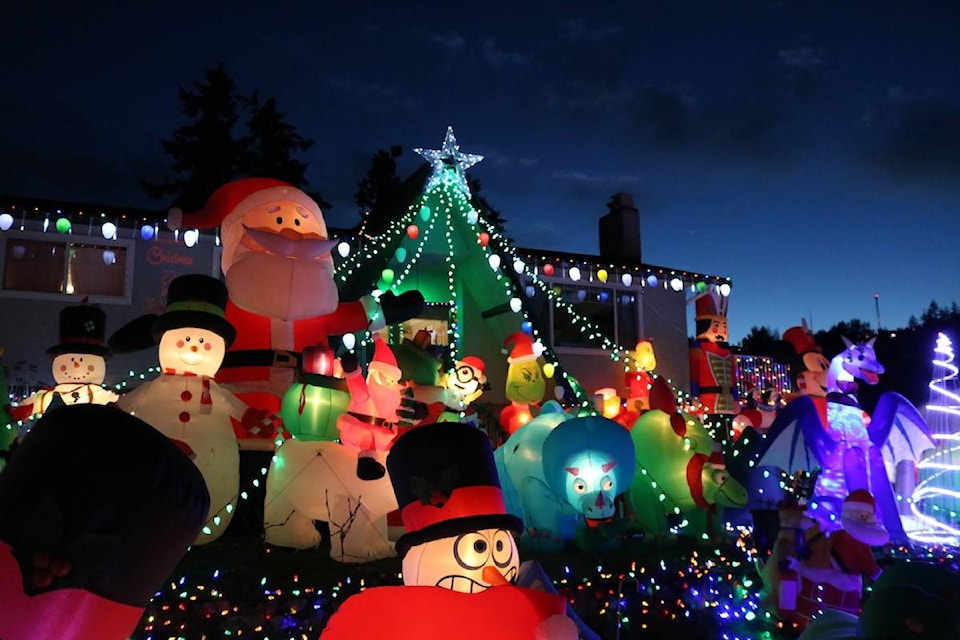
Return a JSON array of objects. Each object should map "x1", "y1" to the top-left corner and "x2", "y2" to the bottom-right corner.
[{"x1": 909, "y1": 332, "x2": 960, "y2": 545}]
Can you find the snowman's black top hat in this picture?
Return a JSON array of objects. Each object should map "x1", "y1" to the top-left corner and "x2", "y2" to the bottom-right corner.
[
  {"x1": 47, "y1": 303, "x2": 112, "y2": 359},
  {"x1": 109, "y1": 275, "x2": 235, "y2": 353},
  {"x1": 151, "y1": 275, "x2": 235, "y2": 346},
  {"x1": 387, "y1": 422, "x2": 522, "y2": 557}
]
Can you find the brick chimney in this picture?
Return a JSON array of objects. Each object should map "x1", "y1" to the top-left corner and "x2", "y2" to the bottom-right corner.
[{"x1": 599, "y1": 192, "x2": 641, "y2": 262}]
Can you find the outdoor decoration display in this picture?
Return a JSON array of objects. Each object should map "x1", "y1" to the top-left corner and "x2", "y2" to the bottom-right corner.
[
  {"x1": 688, "y1": 290, "x2": 738, "y2": 414},
  {"x1": 780, "y1": 319, "x2": 831, "y2": 400},
  {"x1": 798, "y1": 560, "x2": 960, "y2": 640},
  {"x1": 263, "y1": 438, "x2": 397, "y2": 559},
  {"x1": 336, "y1": 337, "x2": 404, "y2": 480},
  {"x1": 0, "y1": 404, "x2": 208, "y2": 640},
  {"x1": 167, "y1": 178, "x2": 424, "y2": 445},
  {"x1": 909, "y1": 332, "x2": 960, "y2": 545},
  {"x1": 112, "y1": 274, "x2": 256, "y2": 544},
  {"x1": 320, "y1": 422, "x2": 577, "y2": 639},
  {"x1": 624, "y1": 377, "x2": 748, "y2": 539},
  {"x1": 616, "y1": 339, "x2": 657, "y2": 427},
  {"x1": 731, "y1": 383, "x2": 781, "y2": 439},
  {"x1": 390, "y1": 329, "x2": 448, "y2": 427},
  {"x1": 499, "y1": 331, "x2": 546, "y2": 435},
  {"x1": 758, "y1": 336, "x2": 935, "y2": 542},
  {"x1": 9, "y1": 302, "x2": 118, "y2": 423},
  {"x1": 782, "y1": 490, "x2": 888, "y2": 630},
  {"x1": 265, "y1": 339, "x2": 401, "y2": 557},
  {"x1": 278, "y1": 344, "x2": 348, "y2": 442},
  {"x1": 494, "y1": 402, "x2": 636, "y2": 552},
  {"x1": 438, "y1": 354, "x2": 488, "y2": 426},
  {"x1": 757, "y1": 500, "x2": 818, "y2": 621}
]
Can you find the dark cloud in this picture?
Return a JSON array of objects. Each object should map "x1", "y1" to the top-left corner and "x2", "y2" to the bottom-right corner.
[
  {"x1": 868, "y1": 99, "x2": 960, "y2": 182},
  {"x1": 559, "y1": 17, "x2": 623, "y2": 43}
]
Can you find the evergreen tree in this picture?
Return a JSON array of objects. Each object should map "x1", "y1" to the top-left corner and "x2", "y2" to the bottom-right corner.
[
  {"x1": 738, "y1": 325, "x2": 780, "y2": 356},
  {"x1": 241, "y1": 92, "x2": 315, "y2": 189},
  {"x1": 144, "y1": 63, "x2": 318, "y2": 211},
  {"x1": 353, "y1": 146, "x2": 404, "y2": 235}
]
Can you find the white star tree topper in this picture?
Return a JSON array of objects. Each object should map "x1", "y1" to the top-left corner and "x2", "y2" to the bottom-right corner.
[{"x1": 414, "y1": 126, "x2": 484, "y2": 196}]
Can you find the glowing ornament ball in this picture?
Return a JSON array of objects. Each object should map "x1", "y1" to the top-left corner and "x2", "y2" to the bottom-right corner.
[
  {"x1": 542, "y1": 263, "x2": 555, "y2": 276},
  {"x1": 478, "y1": 231, "x2": 489, "y2": 246},
  {"x1": 55, "y1": 217, "x2": 71, "y2": 234},
  {"x1": 407, "y1": 224, "x2": 419, "y2": 240},
  {"x1": 0, "y1": 213, "x2": 13, "y2": 231}
]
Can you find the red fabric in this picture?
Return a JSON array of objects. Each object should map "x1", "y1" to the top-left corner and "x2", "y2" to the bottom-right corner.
[
  {"x1": 689, "y1": 340, "x2": 737, "y2": 413},
  {"x1": 217, "y1": 298, "x2": 370, "y2": 439},
  {"x1": 830, "y1": 530, "x2": 882, "y2": 580},
  {"x1": 795, "y1": 577, "x2": 862, "y2": 629},
  {"x1": 224, "y1": 299, "x2": 369, "y2": 354},
  {"x1": 0, "y1": 542, "x2": 144, "y2": 640},
  {"x1": 401, "y1": 486, "x2": 507, "y2": 533},
  {"x1": 320, "y1": 584, "x2": 568, "y2": 640}
]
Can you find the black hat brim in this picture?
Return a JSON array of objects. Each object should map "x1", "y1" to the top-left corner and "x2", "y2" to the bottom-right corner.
[
  {"x1": 108, "y1": 314, "x2": 161, "y2": 354},
  {"x1": 395, "y1": 513, "x2": 524, "y2": 558},
  {"x1": 152, "y1": 311, "x2": 236, "y2": 348},
  {"x1": 46, "y1": 343, "x2": 113, "y2": 359}
]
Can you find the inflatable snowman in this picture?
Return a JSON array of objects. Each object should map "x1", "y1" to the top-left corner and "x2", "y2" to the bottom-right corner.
[
  {"x1": 113, "y1": 274, "x2": 260, "y2": 544},
  {"x1": 320, "y1": 422, "x2": 578, "y2": 639},
  {"x1": 11, "y1": 303, "x2": 118, "y2": 424}
]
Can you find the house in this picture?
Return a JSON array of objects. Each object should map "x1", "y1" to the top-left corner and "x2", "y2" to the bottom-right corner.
[{"x1": 0, "y1": 140, "x2": 734, "y2": 413}]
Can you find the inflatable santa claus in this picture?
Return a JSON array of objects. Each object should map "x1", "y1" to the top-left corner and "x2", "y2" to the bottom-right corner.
[{"x1": 167, "y1": 178, "x2": 424, "y2": 446}]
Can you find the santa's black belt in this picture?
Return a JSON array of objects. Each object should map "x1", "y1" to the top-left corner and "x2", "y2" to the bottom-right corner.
[
  {"x1": 222, "y1": 349, "x2": 302, "y2": 369},
  {"x1": 699, "y1": 386, "x2": 729, "y2": 394},
  {"x1": 347, "y1": 412, "x2": 392, "y2": 428}
]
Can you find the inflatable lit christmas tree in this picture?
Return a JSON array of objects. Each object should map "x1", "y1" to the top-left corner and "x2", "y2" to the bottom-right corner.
[{"x1": 909, "y1": 332, "x2": 960, "y2": 544}]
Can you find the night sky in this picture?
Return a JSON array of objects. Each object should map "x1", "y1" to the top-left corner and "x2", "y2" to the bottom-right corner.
[{"x1": 3, "y1": 1, "x2": 960, "y2": 344}]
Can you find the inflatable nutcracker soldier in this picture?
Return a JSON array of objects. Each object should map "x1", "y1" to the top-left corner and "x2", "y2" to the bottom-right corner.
[{"x1": 689, "y1": 290, "x2": 737, "y2": 414}]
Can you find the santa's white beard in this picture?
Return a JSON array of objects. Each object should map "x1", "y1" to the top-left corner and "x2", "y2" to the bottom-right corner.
[
  {"x1": 368, "y1": 383, "x2": 401, "y2": 422},
  {"x1": 226, "y1": 252, "x2": 339, "y2": 321}
]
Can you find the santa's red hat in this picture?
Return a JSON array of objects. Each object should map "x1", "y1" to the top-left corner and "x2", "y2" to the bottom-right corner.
[
  {"x1": 167, "y1": 178, "x2": 322, "y2": 231},
  {"x1": 504, "y1": 331, "x2": 537, "y2": 364},
  {"x1": 841, "y1": 489, "x2": 889, "y2": 547},
  {"x1": 369, "y1": 336, "x2": 402, "y2": 380}
]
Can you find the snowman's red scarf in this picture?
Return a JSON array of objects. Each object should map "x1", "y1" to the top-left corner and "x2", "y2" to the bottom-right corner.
[{"x1": 162, "y1": 370, "x2": 213, "y2": 414}]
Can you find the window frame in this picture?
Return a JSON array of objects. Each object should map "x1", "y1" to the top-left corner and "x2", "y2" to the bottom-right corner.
[
  {"x1": 541, "y1": 277, "x2": 642, "y2": 353},
  {"x1": 0, "y1": 230, "x2": 136, "y2": 305}
]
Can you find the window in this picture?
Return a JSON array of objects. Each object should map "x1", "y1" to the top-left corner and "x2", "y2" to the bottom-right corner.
[
  {"x1": 549, "y1": 283, "x2": 638, "y2": 349},
  {"x1": 1, "y1": 232, "x2": 133, "y2": 302},
  {"x1": 376, "y1": 302, "x2": 453, "y2": 348}
]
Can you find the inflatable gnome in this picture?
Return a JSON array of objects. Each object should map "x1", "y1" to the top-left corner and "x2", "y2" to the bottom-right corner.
[
  {"x1": 0, "y1": 404, "x2": 209, "y2": 640},
  {"x1": 320, "y1": 422, "x2": 578, "y2": 640},
  {"x1": 336, "y1": 337, "x2": 405, "y2": 480},
  {"x1": 167, "y1": 178, "x2": 424, "y2": 447},
  {"x1": 688, "y1": 290, "x2": 738, "y2": 414},
  {"x1": 499, "y1": 331, "x2": 546, "y2": 436},
  {"x1": 10, "y1": 302, "x2": 118, "y2": 424},
  {"x1": 112, "y1": 274, "x2": 264, "y2": 543}
]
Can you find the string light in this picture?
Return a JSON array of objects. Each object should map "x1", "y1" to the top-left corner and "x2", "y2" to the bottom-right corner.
[{"x1": 909, "y1": 332, "x2": 960, "y2": 544}]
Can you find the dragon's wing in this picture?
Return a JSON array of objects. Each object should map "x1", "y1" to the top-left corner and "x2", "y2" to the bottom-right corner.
[
  {"x1": 869, "y1": 391, "x2": 936, "y2": 477},
  {"x1": 757, "y1": 396, "x2": 828, "y2": 472}
]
